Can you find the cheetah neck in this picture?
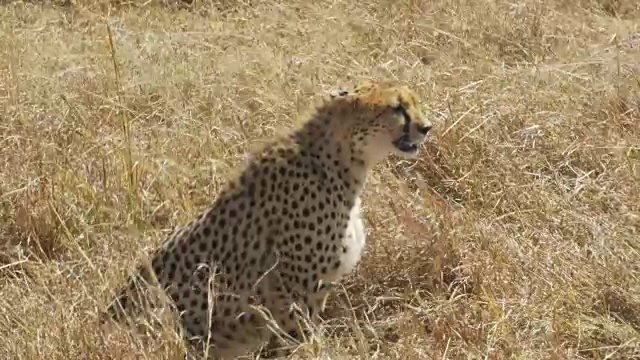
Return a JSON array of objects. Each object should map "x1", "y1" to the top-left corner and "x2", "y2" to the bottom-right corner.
[{"x1": 291, "y1": 112, "x2": 371, "y2": 197}]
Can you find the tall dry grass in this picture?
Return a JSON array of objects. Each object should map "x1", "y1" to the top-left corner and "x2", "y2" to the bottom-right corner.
[{"x1": 0, "y1": 0, "x2": 638, "y2": 359}]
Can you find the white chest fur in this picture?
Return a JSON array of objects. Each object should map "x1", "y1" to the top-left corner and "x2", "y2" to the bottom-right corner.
[{"x1": 335, "y1": 197, "x2": 366, "y2": 280}]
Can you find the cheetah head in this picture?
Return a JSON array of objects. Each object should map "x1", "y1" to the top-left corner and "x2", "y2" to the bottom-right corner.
[{"x1": 331, "y1": 81, "x2": 433, "y2": 164}]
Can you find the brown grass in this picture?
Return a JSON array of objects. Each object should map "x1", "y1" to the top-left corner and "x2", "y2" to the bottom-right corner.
[{"x1": 1, "y1": 0, "x2": 639, "y2": 359}]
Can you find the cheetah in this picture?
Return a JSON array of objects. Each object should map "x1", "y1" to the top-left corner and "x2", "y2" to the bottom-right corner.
[{"x1": 100, "y1": 80, "x2": 433, "y2": 359}]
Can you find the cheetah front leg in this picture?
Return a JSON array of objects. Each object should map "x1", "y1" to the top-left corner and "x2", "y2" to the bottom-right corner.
[
  {"x1": 256, "y1": 273, "x2": 311, "y2": 358},
  {"x1": 259, "y1": 275, "x2": 337, "y2": 359},
  {"x1": 304, "y1": 279, "x2": 337, "y2": 322},
  {"x1": 301, "y1": 202, "x2": 365, "y2": 323}
]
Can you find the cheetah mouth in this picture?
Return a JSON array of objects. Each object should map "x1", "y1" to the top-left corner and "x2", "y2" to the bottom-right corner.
[{"x1": 393, "y1": 135, "x2": 419, "y2": 154}]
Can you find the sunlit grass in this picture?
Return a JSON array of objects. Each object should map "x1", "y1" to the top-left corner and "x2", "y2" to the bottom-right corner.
[{"x1": 0, "y1": 0, "x2": 638, "y2": 359}]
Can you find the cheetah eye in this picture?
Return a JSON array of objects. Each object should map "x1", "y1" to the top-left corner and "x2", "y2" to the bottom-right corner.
[
  {"x1": 391, "y1": 103, "x2": 412, "y2": 132},
  {"x1": 330, "y1": 90, "x2": 350, "y2": 99},
  {"x1": 391, "y1": 103, "x2": 405, "y2": 114}
]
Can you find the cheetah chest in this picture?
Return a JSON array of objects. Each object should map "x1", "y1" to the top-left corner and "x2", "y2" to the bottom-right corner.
[{"x1": 335, "y1": 197, "x2": 366, "y2": 280}]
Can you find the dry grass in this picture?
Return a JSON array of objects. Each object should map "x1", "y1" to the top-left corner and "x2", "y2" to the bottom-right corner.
[{"x1": 1, "y1": 0, "x2": 639, "y2": 359}]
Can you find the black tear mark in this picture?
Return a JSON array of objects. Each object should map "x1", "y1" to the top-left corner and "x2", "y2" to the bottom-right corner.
[{"x1": 393, "y1": 103, "x2": 412, "y2": 133}]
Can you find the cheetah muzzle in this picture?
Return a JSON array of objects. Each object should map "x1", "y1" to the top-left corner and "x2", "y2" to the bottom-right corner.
[{"x1": 391, "y1": 103, "x2": 431, "y2": 155}]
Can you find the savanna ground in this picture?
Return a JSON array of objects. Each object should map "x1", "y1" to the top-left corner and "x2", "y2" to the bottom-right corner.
[{"x1": 0, "y1": 0, "x2": 639, "y2": 359}]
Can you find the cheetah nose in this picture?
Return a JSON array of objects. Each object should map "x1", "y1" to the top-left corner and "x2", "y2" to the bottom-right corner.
[{"x1": 416, "y1": 124, "x2": 432, "y2": 135}]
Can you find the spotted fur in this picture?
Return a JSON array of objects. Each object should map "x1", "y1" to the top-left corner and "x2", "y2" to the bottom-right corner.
[{"x1": 100, "y1": 80, "x2": 433, "y2": 359}]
